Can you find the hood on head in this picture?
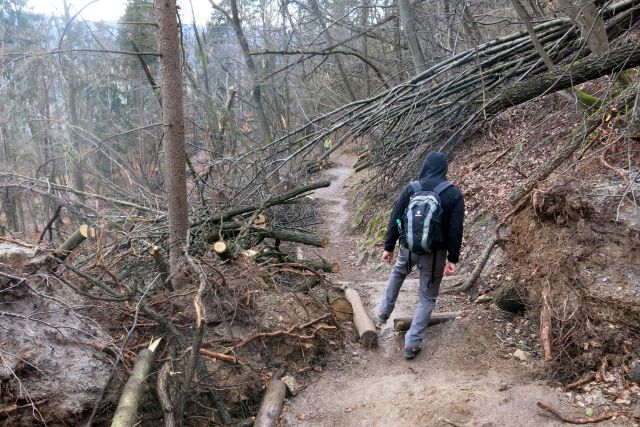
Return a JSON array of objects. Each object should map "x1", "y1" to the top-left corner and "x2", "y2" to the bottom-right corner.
[{"x1": 418, "y1": 151, "x2": 448, "y2": 180}]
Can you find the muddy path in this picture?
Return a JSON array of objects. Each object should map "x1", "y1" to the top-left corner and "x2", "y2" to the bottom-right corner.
[{"x1": 283, "y1": 155, "x2": 619, "y2": 426}]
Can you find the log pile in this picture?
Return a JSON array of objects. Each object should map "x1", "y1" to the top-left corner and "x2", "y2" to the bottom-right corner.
[{"x1": 192, "y1": 180, "x2": 332, "y2": 264}]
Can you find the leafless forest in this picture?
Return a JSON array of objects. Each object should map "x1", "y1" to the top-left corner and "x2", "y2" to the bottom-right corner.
[{"x1": 1, "y1": 0, "x2": 640, "y2": 425}]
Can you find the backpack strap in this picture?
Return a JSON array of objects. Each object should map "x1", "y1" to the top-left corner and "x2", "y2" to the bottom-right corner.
[
  {"x1": 433, "y1": 180, "x2": 452, "y2": 194},
  {"x1": 409, "y1": 181, "x2": 422, "y2": 194}
]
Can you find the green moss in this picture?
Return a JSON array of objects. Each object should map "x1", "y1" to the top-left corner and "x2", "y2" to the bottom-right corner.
[
  {"x1": 575, "y1": 90, "x2": 601, "y2": 109},
  {"x1": 616, "y1": 69, "x2": 634, "y2": 88},
  {"x1": 362, "y1": 209, "x2": 391, "y2": 247},
  {"x1": 349, "y1": 199, "x2": 372, "y2": 232}
]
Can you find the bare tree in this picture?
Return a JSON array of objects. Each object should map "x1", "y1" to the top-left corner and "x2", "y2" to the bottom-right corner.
[
  {"x1": 555, "y1": 0, "x2": 609, "y2": 53},
  {"x1": 155, "y1": 0, "x2": 188, "y2": 286},
  {"x1": 398, "y1": 0, "x2": 426, "y2": 74}
]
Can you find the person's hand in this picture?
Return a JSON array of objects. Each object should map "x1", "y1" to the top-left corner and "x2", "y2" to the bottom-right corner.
[
  {"x1": 443, "y1": 261, "x2": 456, "y2": 277},
  {"x1": 381, "y1": 250, "x2": 393, "y2": 263}
]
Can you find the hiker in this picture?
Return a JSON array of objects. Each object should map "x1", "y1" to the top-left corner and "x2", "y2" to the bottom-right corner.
[
  {"x1": 377, "y1": 151, "x2": 465, "y2": 359},
  {"x1": 323, "y1": 138, "x2": 333, "y2": 155}
]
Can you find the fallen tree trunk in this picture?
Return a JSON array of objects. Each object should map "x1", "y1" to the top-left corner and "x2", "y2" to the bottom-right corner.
[
  {"x1": 393, "y1": 312, "x2": 461, "y2": 332},
  {"x1": 254, "y1": 377, "x2": 287, "y2": 427},
  {"x1": 485, "y1": 43, "x2": 640, "y2": 117},
  {"x1": 344, "y1": 288, "x2": 377, "y2": 347},
  {"x1": 111, "y1": 338, "x2": 162, "y2": 427},
  {"x1": 256, "y1": 228, "x2": 329, "y2": 248}
]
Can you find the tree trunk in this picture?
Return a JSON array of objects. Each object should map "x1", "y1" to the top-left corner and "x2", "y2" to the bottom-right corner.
[
  {"x1": 360, "y1": 0, "x2": 371, "y2": 98},
  {"x1": 393, "y1": 14, "x2": 406, "y2": 84},
  {"x1": 398, "y1": 0, "x2": 427, "y2": 74},
  {"x1": 155, "y1": 0, "x2": 189, "y2": 287},
  {"x1": 308, "y1": 0, "x2": 357, "y2": 102},
  {"x1": 229, "y1": 0, "x2": 273, "y2": 143},
  {"x1": 511, "y1": 0, "x2": 556, "y2": 70},
  {"x1": 555, "y1": 0, "x2": 609, "y2": 53},
  {"x1": 461, "y1": 2, "x2": 482, "y2": 46},
  {"x1": 485, "y1": 43, "x2": 640, "y2": 117},
  {"x1": 62, "y1": 0, "x2": 86, "y2": 197}
]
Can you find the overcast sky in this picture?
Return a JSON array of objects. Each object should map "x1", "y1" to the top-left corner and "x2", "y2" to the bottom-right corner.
[{"x1": 26, "y1": 0, "x2": 214, "y2": 25}]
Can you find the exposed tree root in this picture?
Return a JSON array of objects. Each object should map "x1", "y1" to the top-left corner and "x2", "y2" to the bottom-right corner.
[{"x1": 536, "y1": 402, "x2": 627, "y2": 424}]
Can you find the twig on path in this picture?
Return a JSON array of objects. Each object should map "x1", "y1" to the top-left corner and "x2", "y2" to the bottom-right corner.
[
  {"x1": 564, "y1": 371, "x2": 596, "y2": 391},
  {"x1": 536, "y1": 402, "x2": 627, "y2": 424}
]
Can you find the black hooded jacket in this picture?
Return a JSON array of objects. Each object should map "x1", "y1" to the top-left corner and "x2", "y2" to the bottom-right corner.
[{"x1": 383, "y1": 152, "x2": 465, "y2": 263}]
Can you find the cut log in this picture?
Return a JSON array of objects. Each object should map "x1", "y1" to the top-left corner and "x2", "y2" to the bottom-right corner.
[
  {"x1": 254, "y1": 378, "x2": 287, "y2": 427},
  {"x1": 111, "y1": 338, "x2": 162, "y2": 427},
  {"x1": 256, "y1": 228, "x2": 329, "y2": 248},
  {"x1": 330, "y1": 297, "x2": 353, "y2": 321},
  {"x1": 148, "y1": 245, "x2": 171, "y2": 289},
  {"x1": 57, "y1": 224, "x2": 94, "y2": 259},
  {"x1": 393, "y1": 312, "x2": 461, "y2": 332},
  {"x1": 344, "y1": 288, "x2": 377, "y2": 348},
  {"x1": 252, "y1": 213, "x2": 267, "y2": 229},
  {"x1": 212, "y1": 240, "x2": 233, "y2": 260}
]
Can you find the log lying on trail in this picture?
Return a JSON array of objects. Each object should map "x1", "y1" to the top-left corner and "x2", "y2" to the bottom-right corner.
[
  {"x1": 344, "y1": 288, "x2": 377, "y2": 347},
  {"x1": 393, "y1": 312, "x2": 461, "y2": 332},
  {"x1": 111, "y1": 338, "x2": 162, "y2": 427},
  {"x1": 254, "y1": 375, "x2": 288, "y2": 427}
]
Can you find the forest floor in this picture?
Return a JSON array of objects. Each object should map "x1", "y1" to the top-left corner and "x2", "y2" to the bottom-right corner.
[{"x1": 282, "y1": 153, "x2": 634, "y2": 427}]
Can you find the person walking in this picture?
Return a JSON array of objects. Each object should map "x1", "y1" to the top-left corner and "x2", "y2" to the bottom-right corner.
[
  {"x1": 377, "y1": 151, "x2": 465, "y2": 359},
  {"x1": 323, "y1": 138, "x2": 333, "y2": 155}
]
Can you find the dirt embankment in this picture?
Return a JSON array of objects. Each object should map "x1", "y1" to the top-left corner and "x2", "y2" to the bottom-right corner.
[{"x1": 284, "y1": 98, "x2": 640, "y2": 426}]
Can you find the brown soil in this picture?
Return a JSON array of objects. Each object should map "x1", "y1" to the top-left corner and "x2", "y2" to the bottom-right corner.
[{"x1": 282, "y1": 152, "x2": 636, "y2": 426}]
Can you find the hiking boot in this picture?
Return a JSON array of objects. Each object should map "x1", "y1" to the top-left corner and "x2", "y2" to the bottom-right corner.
[
  {"x1": 376, "y1": 313, "x2": 389, "y2": 326},
  {"x1": 403, "y1": 347, "x2": 421, "y2": 360}
]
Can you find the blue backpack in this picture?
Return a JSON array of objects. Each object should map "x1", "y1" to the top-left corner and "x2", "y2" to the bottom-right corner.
[{"x1": 402, "y1": 180, "x2": 452, "y2": 254}]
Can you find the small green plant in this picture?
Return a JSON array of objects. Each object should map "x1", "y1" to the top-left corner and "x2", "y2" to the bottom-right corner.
[{"x1": 363, "y1": 209, "x2": 390, "y2": 247}]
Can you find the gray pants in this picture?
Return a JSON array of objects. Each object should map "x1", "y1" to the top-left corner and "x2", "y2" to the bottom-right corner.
[{"x1": 378, "y1": 247, "x2": 447, "y2": 349}]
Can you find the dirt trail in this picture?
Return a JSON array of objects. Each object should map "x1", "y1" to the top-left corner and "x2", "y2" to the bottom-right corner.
[{"x1": 283, "y1": 156, "x2": 616, "y2": 427}]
